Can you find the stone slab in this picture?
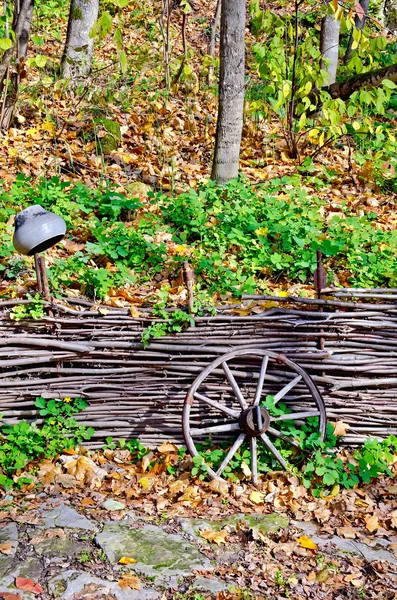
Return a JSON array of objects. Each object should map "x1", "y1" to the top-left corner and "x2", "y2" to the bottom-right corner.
[
  {"x1": 34, "y1": 536, "x2": 91, "y2": 559},
  {"x1": 96, "y1": 522, "x2": 213, "y2": 578},
  {"x1": 293, "y1": 520, "x2": 397, "y2": 564},
  {"x1": 48, "y1": 569, "x2": 160, "y2": 599},
  {"x1": 39, "y1": 503, "x2": 97, "y2": 531},
  {"x1": 0, "y1": 523, "x2": 18, "y2": 557},
  {"x1": 180, "y1": 513, "x2": 288, "y2": 540}
]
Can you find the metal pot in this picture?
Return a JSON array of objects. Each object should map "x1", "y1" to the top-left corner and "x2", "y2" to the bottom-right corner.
[{"x1": 13, "y1": 204, "x2": 66, "y2": 256}]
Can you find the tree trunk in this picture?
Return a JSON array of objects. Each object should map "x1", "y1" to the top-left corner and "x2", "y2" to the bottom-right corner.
[
  {"x1": 328, "y1": 61, "x2": 397, "y2": 99},
  {"x1": 61, "y1": 0, "x2": 99, "y2": 82},
  {"x1": 384, "y1": 0, "x2": 397, "y2": 30},
  {"x1": 344, "y1": 0, "x2": 370, "y2": 63},
  {"x1": 308, "y1": 60, "x2": 397, "y2": 108},
  {"x1": 320, "y1": 13, "x2": 341, "y2": 84},
  {"x1": 211, "y1": 0, "x2": 245, "y2": 183},
  {"x1": 0, "y1": 0, "x2": 34, "y2": 130}
]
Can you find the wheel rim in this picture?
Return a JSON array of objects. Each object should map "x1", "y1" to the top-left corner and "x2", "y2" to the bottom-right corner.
[{"x1": 183, "y1": 348, "x2": 326, "y2": 484}]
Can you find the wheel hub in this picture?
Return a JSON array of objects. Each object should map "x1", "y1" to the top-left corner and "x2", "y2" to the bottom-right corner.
[{"x1": 239, "y1": 406, "x2": 270, "y2": 437}]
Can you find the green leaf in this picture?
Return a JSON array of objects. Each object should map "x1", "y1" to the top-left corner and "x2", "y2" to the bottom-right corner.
[
  {"x1": 35, "y1": 55, "x2": 47, "y2": 68},
  {"x1": 382, "y1": 79, "x2": 397, "y2": 90},
  {"x1": 0, "y1": 37, "x2": 12, "y2": 51}
]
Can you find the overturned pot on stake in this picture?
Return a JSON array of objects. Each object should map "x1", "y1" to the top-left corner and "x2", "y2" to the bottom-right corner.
[{"x1": 13, "y1": 205, "x2": 66, "y2": 303}]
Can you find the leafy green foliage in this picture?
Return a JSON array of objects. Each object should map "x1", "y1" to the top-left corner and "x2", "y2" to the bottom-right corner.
[
  {"x1": 0, "y1": 397, "x2": 94, "y2": 489},
  {"x1": 10, "y1": 294, "x2": 45, "y2": 321},
  {"x1": 1, "y1": 175, "x2": 396, "y2": 301},
  {"x1": 248, "y1": 1, "x2": 396, "y2": 157},
  {"x1": 193, "y1": 397, "x2": 397, "y2": 496}
]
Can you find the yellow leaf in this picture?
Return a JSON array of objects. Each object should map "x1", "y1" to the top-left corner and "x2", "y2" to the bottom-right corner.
[
  {"x1": 365, "y1": 515, "x2": 379, "y2": 532},
  {"x1": 249, "y1": 491, "x2": 264, "y2": 505},
  {"x1": 296, "y1": 535, "x2": 317, "y2": 550},
  {"x1": 41, "y1": 120, "x2": 55, "y2": 134},
  {"x1": 118, "y1": 556, "x2": 137, "y2": 564},
  {"x1": 138, "y1": 477, "x2": 150, "y2": 489},
  {"x1": 200, "y1": 529, "x2": 228, "y2": 545},
  {"x1": 118, "y1": 574, "x2": 140, "y2": 590},
  {"x1": 331, "y1": 421, "x2": 350, "y2": 437}
]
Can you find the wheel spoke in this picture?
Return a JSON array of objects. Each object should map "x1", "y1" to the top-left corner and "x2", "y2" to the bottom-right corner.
[
  {"x1": 267, "y1": 426, "x2": 302, "y2": 449},
  {"x1": 215, "y1": 433, "x2": 246, "y2": 476},
  {"x1": 250, "y1": 437, "x2": 258, "y2": 485},
  {"x1": 273, "y1": 375, "x2": 302, "y2": 403},
  {"x1": 222, "y1": 362, "x2": 248, "y2": 409},
  {"x1": 272, "y1": 410, "x2": 321, "y2": 422},
  {"x1": 193, "y1": 392, "x2": 240, "y2": 418},
  {"x1": 260, "y1": 432, "x2": 288, "y2": 469},
  {"x1": 190, "y1": 422, "x2": 241, "y2": 436},
  {"x1": 253, "y1": 356, "x2": 269, "y2": 406}
]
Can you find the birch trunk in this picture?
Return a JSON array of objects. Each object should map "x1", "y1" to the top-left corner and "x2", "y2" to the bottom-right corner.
[
  {"x1": 320, "y1": 13, "x2": 341, "y2": 85},
  {"x1": 61, "y1": 0, "x2": 99, "y2": 82},
  {"x1": 211, "y1": 0, "x2": 245, "y2": 183}
]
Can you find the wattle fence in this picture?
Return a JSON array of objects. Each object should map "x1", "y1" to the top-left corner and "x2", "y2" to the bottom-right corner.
[{"x1": 1, "y1": 290, "x2": 397, "y2": 447}]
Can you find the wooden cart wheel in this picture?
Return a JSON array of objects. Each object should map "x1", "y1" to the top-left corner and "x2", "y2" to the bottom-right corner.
[{"x1": 183, "y1": 348, "x2": 326, "y2": 484}]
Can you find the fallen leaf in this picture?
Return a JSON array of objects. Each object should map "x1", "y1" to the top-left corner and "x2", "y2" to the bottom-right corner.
[
  {"x1": 118, "y1": 574, "x2": 140, "y2": 590},
  {"x1": 102, "y1": 499, "x2": 126, "y2": 511},
  {"x1": 169, "y1": 479, "x2": 187, "y2": 494},
  {"x1": 385, "y1": 485, "x2": 397, "y2": 494},
  {"x1": 200, "y1": 529, "x2": 229, "y2": 545},
  {"x1": 138, "y1": 477, "x2": 150, "y2": 489},
  {"x1": 141, "y1": 451, "x2": 154, "y2": 472},
  {"x1": 0, "y1": 542, "x2": 13, "y2": 555},
  {"x1": 365, "y1": 515, "x2": 379, "y2": 532},
  {"x1": 0, "y1": 593, "x2": 21, "y2": 600},
  {"x1": 337, "y1": 526, "x2": 357, "y2": 539},
  {"x1": 296, "y1": 535, "x2": 317, "y2": 550},
  {"x1": 118, "y1": 556, "x2": 137, "y2": 565},
  {"x1": 249, "y1": 491, "x2": 264, "y2": 504},
  {"x1": 61, "y1": 455, "x2": 107, "y2": 488},
  {"x1": 15, "y1": 577, "x2": 43, "y2": 594},
  {"x1": 241, "y1": 462, "x2": 252, "y2": 477},
  {"x1": 331, "y1": 421, "x2": 350, "y2": 437},
  {"x1": 208, "y1": 478, "x2": 229, "y2": 496},
  {"x1": 158, "y1": 442, "x2": 178, "y2": 453}
]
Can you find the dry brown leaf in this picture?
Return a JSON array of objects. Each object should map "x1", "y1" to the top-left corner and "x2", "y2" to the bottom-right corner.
[
  {"x1": 169, "y1": 479, "x2": 187, "y2": 495},
  {"x1": 365, "y1": 515, "x2": 379, "y2": 532},
  {"x1": 200, "y1": 529, "x2": 229, "y2": 545},
  {"x1": 142, "y1": 451, "x2": 154, "y2": 472},
  {"x1": 209, "y1": 478, "x2": 229, "y2": 496},
  {"x1": 0, "y1": 542, "x2": 13, "y2": 555},
  {"x1": 158, "y1": 442, "x2": 178, "y2": 453},
  {"x1": 331, "y1": 421, "x2": 350, "y2": 437},
  {"x1": 118, "y1": 574, "x2": 140, "y2": 590},
  {"x1": 61, "y1": 455, "x2": 107, "y2": 488},
  {"x1": 390, "y1": 510, "x2": 397, "y2": 529},
  {"x1": 337, "y1": 526, "x2": 357, "y2": 539}
]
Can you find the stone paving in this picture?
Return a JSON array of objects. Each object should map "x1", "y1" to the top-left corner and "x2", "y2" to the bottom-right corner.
[{"x1": 0, "y1": 500, "x2": 396, "y2": 598}]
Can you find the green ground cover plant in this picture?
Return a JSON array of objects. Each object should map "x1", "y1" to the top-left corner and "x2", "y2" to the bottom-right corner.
[
  {"x1": 193, "y1": 395, "x2": 397, "y2": 497},
  {"x1": 0, "y1": 175, "x2": 396, "y2": 303},
  {"x1": 0, "y1": 397, "x2": 94, "y2": 489}
]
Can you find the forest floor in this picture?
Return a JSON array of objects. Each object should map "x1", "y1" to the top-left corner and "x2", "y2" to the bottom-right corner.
[{"x1": 0, "y1": 447, "x2": 397, "y2": 600}]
